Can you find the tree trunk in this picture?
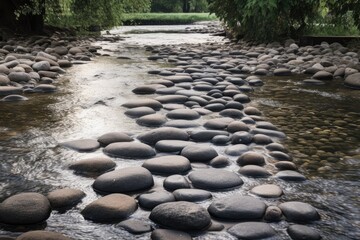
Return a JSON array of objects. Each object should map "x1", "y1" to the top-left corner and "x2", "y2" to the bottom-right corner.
[{"x1": 183, "y1": 0, "x2": 190, "y2": 13}]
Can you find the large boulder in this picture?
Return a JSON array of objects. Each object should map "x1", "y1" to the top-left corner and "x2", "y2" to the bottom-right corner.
[{"x1": 344, "y1": 73, "x2": 360, "y2": 89}]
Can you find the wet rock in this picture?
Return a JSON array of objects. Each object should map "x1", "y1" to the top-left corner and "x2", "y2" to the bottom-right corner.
[
  {"x1": 117, "y1": 219, "x2": 152, "y2": 234},
  {"x1": 344, "y1": 73, "x2": 360, "y2": 89},
  {"x1": 264, "y1": 206, "x2": 283, "y2": 222},
  {"x1": 211, "y1": 135, "x2": 230, "y2": 145},
  {"x1": 274, "y1": 68, "x2": 292, "y2": 76},
  {"x1": 155, "y1": 95, "x2": 188, "y2": 104},
  {"x1": 138, "y1": 127, "x2": 189, "y2": 145},
  {"x1": 204, "y1": 117, "x2": 233, "y2": 130},
  {"x1": 60, "y1": 139, "x2": 100, "y2": 152},
  {"x1": 32, "y1": 61, "x2": 50, "y2": 71},
  {"x1": 149, "y1": 201, "x2": 211, "y2": 231},
  {"x1": 204, "y1": 103, "x2": 225, "y2": 112},
  {"x1": 137, "y1": 114, "x2": 167, "y2": 127},
  {"x1": 287, "y1": 224, "x2": 321, "y2": 240},
  {"x1": 244, "y1": 106, "x2": 262, "y2": 116},
  {"x1": 122, "y1": 99, "x2": 163, "y2": 110},
  {"x1": 0, "y1": 75, "x2": 10, "y2": 86},
  {"x1": 16, "y1": 231, "x2": 71, "y2": 240},
  {"x1": 97, "y1": 132, "x2": 133, "y2": 147},
  {"x1": 69, "y1": 157, "x2": 116, "y2": 174},
  {"x1": 138, "y1": 191, "x2": 175, "y2": 210},
  {"x1": 237, "y1": 152, "x2": 265, "y2": 166},
  {"x1": 303, "y1": 79, "x2": 325, "y2": 85},
  {"x1": 163, "y1": 174, "x2": 190, "y2": 191},
  {"x1": 33, "y1": 84, "x2": 57, "y2": 93},
  {"x1": 276, "y1": 170, "x2": 306, "y2": 181},
  {"x1": 0, "y1": 193, "x2": 51, "y2": 225},
  {"x1": 228, "y1": 222, "x2": 276, "y2": 239},
  {"x1": 227, "y1": 121, "x2": 250, "y2": 133},
  {"x1": 312, "y1": 71, "x2": 333, "y2": 80},
  {"x1": 8, "y1": 72, "x2": 31, "y2": 83},
  {"x1": 190, "y1": 130, "x2": 229, "y2": 142},
  {"x1": 279, "y1": 201, "x2": 320, "y2": 222},
  {"x1": 132, "y1": 85, "x2": 157, "y2": 94},
  {"x1": 231, "y1": 131, "x2": 253, "y2": 144},
  {"x1": 250, "y1": 128, "x2": 286, "y2": 139},
  {"x1": 47, "y1": 188, "x2": 85, "y2": 209},
  {"x1": 173, "y1": 188, "x2": 212, "y2": 202},
  {"x1": 58, "y1": 60, "x2": 72, "y2": 68},
  {"x1": 155, "y1": 140, "x2": 195, "y2": 153},
  {"x1": 208, "y1": 195, "x2": 266, "y2": 220},
  {"x1": 142, "y1": 155, "x2": 191, "y2": 175},
  {"x1": 181, "y1": 144, "x2": 218, "y2": 162},
  {"x1": 269, "y1": 151, "x2": 292, "y2": 161},
  {"x1": 151, "y1": 229, "x2": 192, "y2": 240},
  {"x1": 188, "y1": 169, "x2": 243, "y2": 190},
  {"x1": 104, "y1": 142, "x2": 155, "y2": 159},
  {"x1": 238, "y1": 165, "x2": 271, "y2": 178},
  {"x1": 275, "y1": 161, "x2": 297, "y2": 170},
  {"x1": 81, "y1": 194, "x2": 137, "y2": 223},
  {"x1": 266, "y1": 143, "x2": 287, "y2": 152},
  {"x1": 209, "y1": 155, "x2": 229, "y2": 168},
  {"x1": 225, "y1": 144, "x2": 249, "y2": 156},
  {"x1": 124, "y1": 106, "x2": 156, "y2": 118},
  {"x1": 252, "y1": 134, "x2": 273, "y2": 144},
  {"x1": 251, "y1": 184, "x2": 283, "y2": 198},
  {"x1": 166, "y1": 109, "x2": 200, "y2": 120},
  {"x1": 1, "y1": 94, "x2": 28, "y2": 102},
  {"x1": 93, "y1": 167, "x2": 154, "y2": 194},
  {"x1": 164, "y1": 120, "x2": 200, "y2": 128},
  {"x1": 164, "y1": 75, "x2": 193, "y2": 83}
]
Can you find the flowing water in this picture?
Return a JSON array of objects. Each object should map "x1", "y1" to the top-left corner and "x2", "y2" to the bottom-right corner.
[{"x1": 0, "y1": 24, "x2": 359, "y2": 239}]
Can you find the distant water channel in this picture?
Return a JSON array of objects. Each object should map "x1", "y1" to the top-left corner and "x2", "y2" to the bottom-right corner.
[{"x1": 0, "y1": 23, "x2": 359, "y2": 239}]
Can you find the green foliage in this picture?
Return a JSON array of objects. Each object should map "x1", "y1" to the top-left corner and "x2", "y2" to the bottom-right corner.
[
  {"x1": 151, "y1": 0, "x2": 209, "y2": 13},
  {"x1": 123, "y1": 13, "x2": 217, "y2": 25}
]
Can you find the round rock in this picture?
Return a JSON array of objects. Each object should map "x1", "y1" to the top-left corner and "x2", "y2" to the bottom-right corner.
[
  {"x1": 60, "y1": 139, "x2": 100, "y2": 152},
  {"x1": 238, "y1": 165, "x2": 271, "y2": 178},
  {"x1": 117, "y1": 219, "x2": 152, "y2": 234},
  {"x1": 47, "y1": 188, "x2": 85, "y2": 209},
  {"x1": 275, "y1": 170, "x2": 306, "y2": 181},
  {"x1": 104, "y1": 142, "x2": 155, "y2": 159},
  {"x1": 136, "y1": 114, "x2": 167, "y2": 127},
  {"x1": 287, "y1": 224, "x2": 322, "y2": 240},
  {"x1": 138, "y1": 191, "x2": 175, "y2": 210},
  {"x1": 97, "y1": 132, "x2": 132, "y2": 147},
  {"x1": 237, "y1": 152, "x2": 265, "y2": 166},
  {"x1": 0, "y1": 193, "x2": 51, "y2": 225},
  {"x1": 142, "y1": 155, "x2": 191, "y2": 175},
  {"x1": 138, "y1": 127, "x2": 189, "y2": 145},
  {"x1": 81, "y1": 194, "x2": 137, "y2": 223},
  {"x1": 173, "y1": 189, "x2": 212, "y2": 202},
  {"x1": 181, "y1": 144, "x2": 218, "y2": 162},
  {"x1": 93, "y1": 167, "x2": 154, "y2": 194},
  {"x1": 228, "y1": 222, "x2": 276, "y2": 239},
  {"x1": 155, "y1": 140, "x2": 195, "y2": 153},
  {"x1": 208, "y1": 195, "x2": 266, "y2": 220},
  {"x1": 344, "y1": 73, "x2": 360, "y2": 89},
  {"x1": 69, "y1": 157, "x2": 116, "y2": 174},
  {"x1": 149, "y1": 201, "x2": 211, "y2": 231},
  {"x1": 163, "y1": 175, "x2": 190, "y2": 191},
  {"x1": 151, "y1": 229, "x2": 192, "y2": 240},
  {"x1": 16, "y1": 231, "x2": 71, "y2": 240},
  {"x1": 124, "y1": 106, "x2": 156, "y2": 118},
  {"x1": 188, "y1": 169, "x2": 243, "y2": 190},
  {"x1": 122, "y1": 99, "x2": 163, "y2": 110},
  {"x1": 250, "y1": 184, "x2": 283, "y2": 198},
  {"x1": 166, "y1": 109, "x2": 200, "y2": 120},
  {"x1": 225, "y1": 144, "x2": 249, "y2": 156},
  {"x1": 278, "y1": 201, "x2": 320, "y2": 222}
]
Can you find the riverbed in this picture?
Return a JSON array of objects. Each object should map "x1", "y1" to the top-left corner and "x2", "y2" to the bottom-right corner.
[{"x1": 0, "y1": 23, "x2": 359, "y2": 239}]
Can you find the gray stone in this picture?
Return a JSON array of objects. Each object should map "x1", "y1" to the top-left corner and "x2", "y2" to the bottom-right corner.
[
  {"x1": 204, "y1": 103, "x2": 225, "y2": 112},
  {"x1": 122, "y1": 99, "x2": 163, "y2": 110},
  {"x1": 244, "y1": 106, "x2": 262, "y2": 116},
  {"x1": 231, "y1": 131, "x2": 253, "y2": 144},
  {"x1": 252, "y1": 134, "x2": 273, "y2": 144},
  {"x1": 132, "y1": 85, "x2": 156, "y2": 94},
  {"x1": 150, "y1": 201, "x2": 211, "y2": 231},
  {"x1": 8, "y1": 72, "x2": 31, "y2": 82},
  {"x1": 188, "y1": 169, "x2": 243, "y2": 190},
  {"x1": 237, "y1": 152, "x2": 265, "y2": 166},
  {"x1": 0, "y1": 75, "x2": 10, "y2": 86},
  {"x1": 0, "y1": 193, "x2": 51, "y2": 225},
  {"x1": 137, "y1": 114, "x2": 167, "y2": 127},
  {"x1": 287, "y1": 224, "x2": 321, "y2": 240},
  {"x1": 251, "y1": 184, "x2": 283, "y2": 198},
  {"x1": 142, "y1": 155, "x2": 191, "y2": 175},
  {"x1": 151, "y1": 229, "x2": 192, "y2": 240},
  {"x1": 93, "y1": 167, "x2": 154, "y2": 194},
  {"x1": 97, "y1": 132, "x2": 133, "y2": 147},
  {"x1": 164, "y1": 120, "x2": 200, "y2": 128},
  {"x1": 344, "y1": 73, "x2": 360, "y2": 89},
  {"x1": 47, "y1": 188, "x2": 85, "y2": 209},
  {"x1": 190, "y1": 130, "x2": 229, "y2": 142},
  {"x1": 181, "y1": 144, "x2": 218, "y2": 162},
  {"x1": 117, "y1": 219, "x2": 152, "y2": 234},
  {"x1": 210, "y1": 155, "x2": 229, "y2": 168},
  {"x1": 163, "y1": 175, "x2": 190, "y2": 191},
  {"x1": 138, "y1": 191, "x2": 175, "y2": 210},
  {"x1": 238, "y1": 165, "x2": 271, "y2": 178},
  {"x1": 32, "y1": 61, "x2": 50, "y2": 71},
  {"x1": 274, "y1": 68, "x2": 292, "y2": 76},
  {"x1": 228, "y1": 222, "x2": 276, "y2": 239},
  {"x1": 104, "y1": 142, "x2": 155, "y2": 159},
  {"x1": 278, "y1": 201, "x2": 320, "y2": 222},
  {"x1": 173, "y1": 189, "x2": 212, "y2": 202},
  {"x1": 81, "y1": 194, "x2": 137, "y2": 223},
  {"x1": 16, "y1": 231, "x2": 71, "y2": 240},
  {"x1": 208, "y1": 195, "x2": 266, "y2": 220},
  {"x1": 124, "y1": 106, "x2": 156, "y2": 118},
  {"x1": 164, "y1": 75, "x2": 193, "y2": 83},
  {"x1": 266, "y1": 143, "x2": 287, "y2": 152},
  {"x1": 275, "y1": 161, "x2": 297, "y2": 170},
  {"x1": 269, "y1": 151, "x2": 292, "y2": 161},
  {"x1": 155, "y1": 140, "x2": 195, "y2": 153},
  {"x1": 166, "y1": 109, "x2": 200, "y2": 120},
  {"x1": 264, "y1": 206, "x2": 283, "y2": 222},
  {"x1": 138, "y1": 127, "x2": 189, "y2": 145},
  {"x1": 33, "y1": 84, "x2": 57, "y2": 93},
  {"x1": 276, "y1": 170, "x2": 306, "y2": 181},
  {"x1": 69, "y1": 157, "x2": 116, "y2": 174},
  {"x1": 60, "y1": 139, "x2": 100, "y2": 152},
  {"x1": 312, "y1": 71, "x2": 333, "y2": 80},
  {"x1": 225, "y1": 144, "x2": 249, "y2": 156},
  {"x1": 211, "y1": 135, "x2": 231, "y2": 145},
  {"x1": 219, "y1": 109, "x2": 244, "y2": 118},
  {"x1": 227, "y1": 121, "x2": 250, "y2": 133},
  {"x1": 250, "y1": 128, "x2": 286, "y2": 138},
  {"x1": 1, "y1": 95, "x2": 28, "y2": 102},
  {"x1": 155, "y1": 95, "x2": 188, "y2": 104}
]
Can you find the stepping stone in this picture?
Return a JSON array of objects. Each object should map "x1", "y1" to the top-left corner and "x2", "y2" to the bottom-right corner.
[
  {"x1": 208, "y1": 195, "x2": 266, "y2": 220},
  {"x1": 0, "y1": 193, "x2": 51, "y2": 225},
  {"x1": 188, "y1": 169, "x2": 243, "y2": 190},
  {"x1": 117, "y1": 219, "x2": 152, "y2": 234},
  {"x1": 204, "y1": 117, "x2": 233, "y2": 130},
  {"x1": 155, "y1": 95, "x2": 188, "y2": 104},
  {"x1": 237, "y1": 152, "x2": 265, "y2": 166},
  {"x1": 279, "y1": 201, "x2": 320, "y2": 222},
  {"x1": 155, "y1": 140, "x2": 195, "y2": 153},
  {"x1": 138, "y1": 127, "x2": 189, "y2": 145},
  {"x1": 250, "y1": 128, "x2": 286, "y2": 139},
  {"x1": 252, "y1": 134, "x2": 273, "y2": 144},
  {"x1": 345, "y1": 73, "x2": 360, "y2": 89},
  {"x1": 150, "y1": 201, "x2": 211, "y2": 231},
  {"x1": 69, "y1": 157, "x2": 116, "y2": 174},
  {"x1": 228, "y1": 222, "x2": 276, "y2": 239},
  {"x1": 274, "y1": 68, "x2": 292, "y2": 76},
  {"x1": 156, "y1": 87, "x2": 183, "y2": 95},
  {"x1": 47, "y1": 188, "x2": 85, "y2": 209},
  {"x1": 210, "y1": 155, "x2": 230, "y2": 168},
  {"x1": 164, "y1": 75, "x2": 193, "y2": 83},
  {"x1": 266, "y1": 143, "x2": 287, "y2": 152},
  {"x1": 231, "y1": 131, "x2": 253, "y2": 144},
  {"x1": 16, "y1": 231, "x2": 71, "y2": 240},
  {"x1": 233, "y1": 93, "x2": 251, "y2": 103},
  {"x1": 238, "y1": 165, "x2": 271, "y2": 178},
  {"x1": 104, "y1": 142, "x2": 155, "y2": 159},
  {"x1": 312, "y1": 70, "x2": 333, "y2": 80},
  {"x1": 81, "y1": 194, "x2": 137, "y2": 223},
  {"x1": 226, "y1": 121, "x2": 250, "y2": 133},
  {"x1": 225, "y1": 144, "x2": 249, "y2": 156},
  {"x1": 33, "y1": 84, "x2": 57, "y2": 93},
  {"x1": 60, "y1": 139, "x2": 100, "y2": 152},
  {"x1": 190, "y1": 130, "x2": 229, "y2": 142},
  {"x1": 287, "y1": 224, "x2": 321, "y2": 240},
  {"x1": 276, "y1": 170, "x2": 306, "y2": 181},
  {"x1": 219, "y1": 109, "x2": 244, "y2": 118},
  {"x1": 250, "y1": 184, "x2": 283, "y2": 198},
  {"x1": 142, "y1": 155, "x2": 191, "y2": 175},
  {"x1": 211, "y1": 135, "x2": 231, "y2": 145},
  {"x1": 275, "y1": 161, "x2": 297, "y2": 170},
  {"x1": 97, "y1": 132, "x2": 133, "y2": 147},
  {"x1": 151, "y1": 229, "x2": 192, "y2": 240},
  {"x1": 1, "y1": 94, "x2": 28, "y2": 102},
  {"x1": 176, "y1": 89, "x2": 203, "y2": 97},
  {"x1": 122, "y1": 99, "x2": 163, "y2": 110},
  {"x1": 181, "y1": 144, "x2": 218, "y2": 162},
  {"x1": 93, "y1": 167, "x2": 154, "y2": 194},
  {"x1": 166, "y1": 109, "x2": 200, "y2": 120},
  {"x1": 136, "y1": 114, "x2": 167, "y2": 127},
  {"x1": 173, "y1": 189, "x2": 212, "y2": 202},
  {"x1": 124, "y1": 106, "x2": 156, "y2": 118},
  {"x1": 163, "y1": 175, "x2": 190, "y2": 191},
  {"x1": 164, "y1": 120, "x2": 200, "y2": 128},
  {"x1": 269, "y1": 151, "x2": 292, "y2": 161},
  {"x1": 163, "y1": 103, "x2": 186, "y2": 110},
  {"x1": 138, "y1": 191, "x2": 175, "y2": 210},
  {"x1": 204, "y1": 103, "x2": 225, "y2": 112},
  {"x1": 244, "y1": 107, "x2": 262, "y2": 116},
  {"x1": 264, "y1": 206, "x2": 283, "y2": 222},
  {"x1": 132, "y1": 85, "x2": 157, "y2": 94}
]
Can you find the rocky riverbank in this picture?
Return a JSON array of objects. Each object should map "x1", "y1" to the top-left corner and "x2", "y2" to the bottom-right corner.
[{"x1": 0, "y1": 23, "x2": 359, "y2": 240}]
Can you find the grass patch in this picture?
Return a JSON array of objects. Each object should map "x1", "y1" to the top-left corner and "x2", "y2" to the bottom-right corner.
[{"x1": 122, "y1": 13, "x2": 218, "y2": 25}]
